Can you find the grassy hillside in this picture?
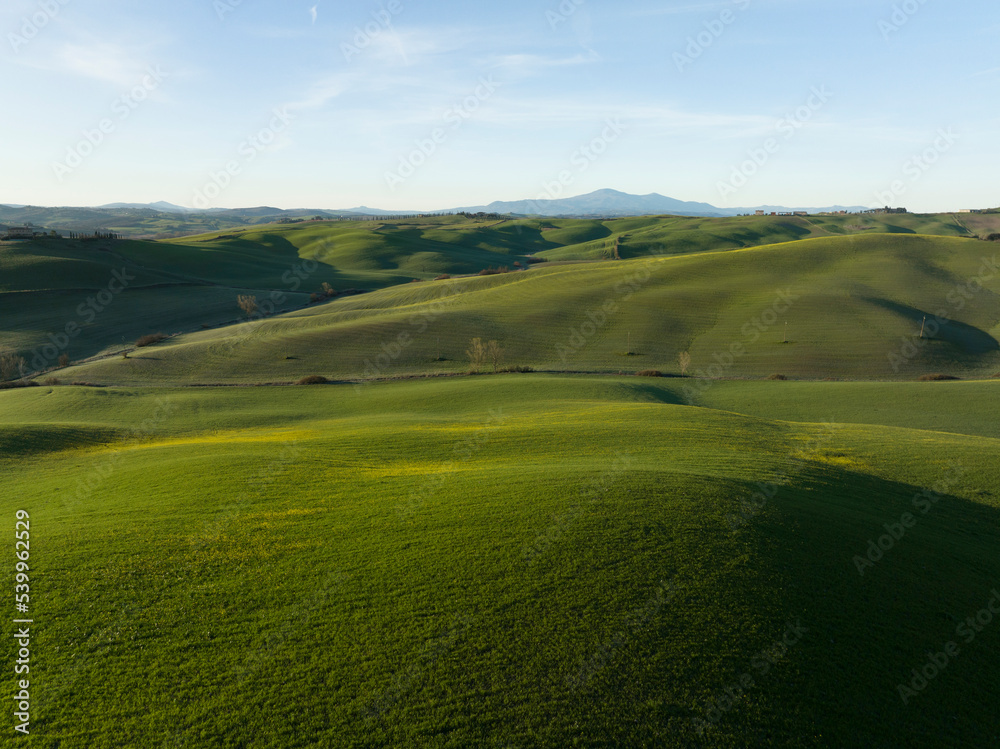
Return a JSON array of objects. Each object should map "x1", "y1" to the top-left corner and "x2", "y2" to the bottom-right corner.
[
  {"x1": 0, "y1": 237, "x2": 314, "y2": 370},
  {"x1": 532, "y1": 212, "x2": 1000, "y2": 261},
  {"x1": 46, "y1": 231, "x2": 1000, "y2": 385},
  {"x1": 2, "y1": 375, "x2": 998, "y2": 746}
]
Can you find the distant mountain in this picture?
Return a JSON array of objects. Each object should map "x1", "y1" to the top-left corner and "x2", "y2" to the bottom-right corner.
[
  {"x1": 448, "y1": 190, "x2": 870, "y2": 218},
  {"x1": 343, "y1": 205, "x2": 422, "y2": 216},
  {"x1": 729, "y1": 204, "x2": 869, "y2": 215},
  {"x1": 452, "y1": 189, "x2": 724, "y2": 218},
  {"x1": 99, "y1": 201, "x2": 193, "y2": 214}
]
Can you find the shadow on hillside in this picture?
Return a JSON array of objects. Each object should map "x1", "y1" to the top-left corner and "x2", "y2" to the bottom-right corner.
[
  {"x1": 453, "y1": 464, "x2": 1000, "y2": 745},
  {"x1": 738, "y1": 464, "x2": 1000, "y2": 744},
  {"x1": 860, "y1": 296, "x2": 1000, "y2": 355},
  {"x1": 879, "y1": 223, "x2": 917, "y2": 234}
]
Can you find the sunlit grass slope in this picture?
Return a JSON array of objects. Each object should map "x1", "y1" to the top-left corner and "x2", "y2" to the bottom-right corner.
[
  {"x1": 1, "y1": 376, "x2": 998, "y2": 746},
  {"x1": 56, "y1": 232, "x2": 1000, "y2": 384},
  {"x1": 4, "y1": 212, "x2": 999, "y2": 371}
]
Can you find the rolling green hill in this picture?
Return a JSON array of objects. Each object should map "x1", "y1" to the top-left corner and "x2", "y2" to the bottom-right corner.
[
  {"x1": 4, "y1": 212, "x2": 999, "y2": 382},
  {"x1": 2, "y1": 375, "x2": 999, "y2": 746},
  {"x1": 40, "y1": 230, "x2": 1000, "y2": 385}
]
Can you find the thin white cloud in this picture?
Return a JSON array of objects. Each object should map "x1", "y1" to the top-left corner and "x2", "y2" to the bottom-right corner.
[
  {"x1": 58, "y1": 43, "x2": 151, "y2": 88},
  {"x1": 309, "y1": 3, "x2": 319, "y2": 26},
  {"x1": 487, "y1": 52, "x2": 597, "y2": 73},
  {"x1": 287, "y1": 73, "x2": 354, "y2": 111}
]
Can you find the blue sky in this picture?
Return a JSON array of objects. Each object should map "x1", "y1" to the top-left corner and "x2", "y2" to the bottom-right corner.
[{"x1": 2, "y1": 0, "x2": 997, "y2": 212}]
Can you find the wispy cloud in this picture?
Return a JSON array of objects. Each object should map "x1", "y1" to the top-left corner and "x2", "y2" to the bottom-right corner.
[
  {"x1": 287, "y1": 73, "x2": 353, "y2": 111},
  {"x1": 487, "y1": 52, "x2": 597, "y2": 74},
  {"x1": 309, "y1": 3, "x2": 319, "y2": 26},
  {"x1": 57, "y1": 43, "x2": 154, "y2": 87}
]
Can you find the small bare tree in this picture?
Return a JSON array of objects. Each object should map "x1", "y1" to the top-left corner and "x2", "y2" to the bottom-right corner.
[
  {"x1": 58, "y1": 353, "x2": 70, "y2": 368},
  {"x1": 679, "y1": 351, "x2": 691, "y2": 376},
  {"x1": 467, "y1": 337, "x2": 487, "y2": 373},
  {"x1": 487, "y1": 340, "x2": 504, "y2": 373},
  {"x1": 0, "y1": 352, "x2": 26, "y2": 382},
  {"x1": 322, "y1": 282, "x2": 335, "y2": 297},
  {"x1": 237, "y1": 294, "x2": 258, "y2": 318}
]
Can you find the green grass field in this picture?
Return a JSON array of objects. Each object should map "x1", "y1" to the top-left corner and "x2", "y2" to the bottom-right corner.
[
  {"x1": 33, "y1": 230, "x2": 999, "y2": 386},
  {"x1": 4, "y1": 213, "x2": 999, "y2": 380},
  {"x1": 2, "y1": 376, "x2": 999, "y2": 746},
  {"x1": 2, "y1": 212, "x2": 999, "y2": 746}
]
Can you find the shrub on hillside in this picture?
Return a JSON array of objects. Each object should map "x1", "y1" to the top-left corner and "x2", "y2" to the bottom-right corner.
[
  {"x1": 501, "y1": 365, "x2": 534, "y2": 373},
  {"x1": 238, "y1": 294, "x2": 258, "y2": 317},
  {"x1": 58, "y1": 353, "x2": 70, "y2": 367},
  {"x1": 0, "y1": 352, "x2": 26, "y2": 382},
  {"x1": 637, "y1": 370, "x2": 663, "y2": 377},
  {"x1": 0, "y1": 380, "x2": 38, "y2": 390},
  {"x1": 434, "y1": 274, "x2": 451, "y2": 280},
  {"x1": 767, "y1": 374, "x2": 789, "y2": 380},
  {"x1": 918, "y1": 373, "x2": 961, "y2": 381},
  {"x1": 983, "y1": 233, "x2": 1000, "y2": 242},
  {"x1": 136, "y1": 333, "x2": 167, "y2": 348},
  {"x1": 467, "y1": 337, "x2": 504, "y2": 372},
  {"x1": 296, "y1": 375, "x2": 329, "y2": 385},
  {"x1": 42, "y1": 377, "x2": 60, "y2": 386},
  {"x1": 478, "y1": 266, "x2": 509, "y2": 276}
]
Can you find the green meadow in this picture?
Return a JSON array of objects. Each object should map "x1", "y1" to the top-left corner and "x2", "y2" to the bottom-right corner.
[
  {"x1": 2, "y1": 378, "x2": 1000, "y2": 746},
  {"x1": 2, "y1": 212, "x2": 1000, "y2": 746}
]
